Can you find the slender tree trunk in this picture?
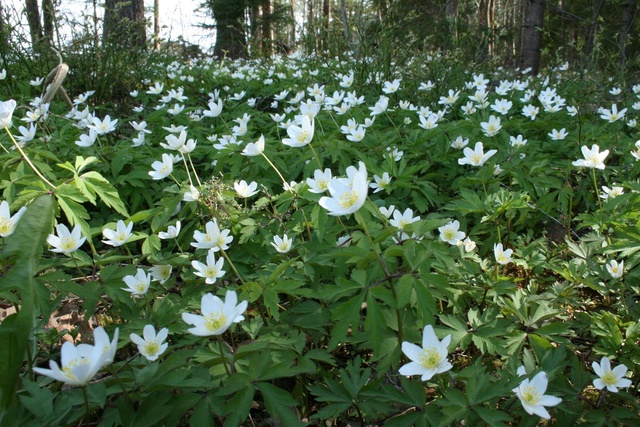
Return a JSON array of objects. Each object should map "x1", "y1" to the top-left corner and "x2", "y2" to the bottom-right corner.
[
  {"x1": 154, "y1": 0, "x2": 160, "y2": 50},
  {"x1": 25, "y1": 0, "x2": 42, "y2": 47},
  {"x1": 290, "y1": 0, "x2": 296, "y2": 44},
  {"x1": 619, "y1": 0, "x2": 636, "y2": 64},
  {"x1": 103, "y1": 0, "x2": 146, "y2": 47},
  {"x1": 340, "y1": 0, "x2": 348, "y2": 42},
  {"x1": 322, "y1": 0, "x2": 331, "y2": 50},
  {"x1": 583, "y1": 0, "x2": 605, "y2": 58},
  {"x1": 262, "y1": 0, "x2": 273, "y2": 56},
  {"x1": 42, "y1": 0, "x2": 54, "y2": 44},
  {"x1": 211, "y1": 0, "x2": 247, "y2": 59},
  {"x1": 520, "y1": 0, "x2": 545, "y2": 74}
]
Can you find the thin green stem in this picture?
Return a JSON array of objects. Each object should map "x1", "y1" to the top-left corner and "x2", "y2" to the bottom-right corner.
[
  {"x1": 181, "y1": 154, "x2": 194, "y2": 187},
  {"x1": 308, "y1": 143, "x2": 323, "y2": 169},
  {"x1": 82, "y1": 386, "x2": 90, "y2": 421},
  {"x1": 217, "y1": 336, "x2": 231, "y2": 376},
  {"x1": 260, "y1": 152, "x2": 287, "y2": 185},
  {"x1": 4, "y1": 127, "x2": 56, "y2": 189},
  {"x1": 220, "y1": 248, "x2": 245, "y2": 286},
  {"x1": 592, "y1": 168, "x2": 603, "y2": 211},
  {"x1": 187, "y1": 153, "x2": 202, "y2": 186}
]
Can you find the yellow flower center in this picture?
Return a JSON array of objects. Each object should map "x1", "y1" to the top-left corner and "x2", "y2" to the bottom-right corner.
[
  {"x1": 60, "y1": 236, "x2": 77, "y2": 252},
  {"x1": 601, "y1": 371, "x2": 619, "y2": 387},
  {"x1": 204, "y1": 312, "x2": 227, "y2": 332},
  {"x1": 296, "y1": 130, "x2": 309, "y2": 143},
  {"x1": 418, "y1": 348, "x2": 442, "y2": 369},
  {"x1": 443, "y1": 229, "x2": 456, "y2": 240},
  {"x1": 143, "y1": 341, "x2": 160, "y2": 356},
  {"x1": 520, "y1": 385, "x2": 542, "y2": 406},
  {"x1": 470, "y1": 153, "x2": 483, "y2": 164},
  {"x1": 134, "y1": 281, "x2": 147, "y2": 293},
  {"x1": 338, "y1": 190, "x2": 359, "y2": 209},
  {"x1": 0, "y1": 218, "x2": 14, "y2": 235}
]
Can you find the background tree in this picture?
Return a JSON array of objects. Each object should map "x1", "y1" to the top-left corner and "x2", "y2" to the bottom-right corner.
[
  {"x1": 204, "y1": 0, "x2": 247, "y2": 59},
  {"x1": 103, "y1": 0, "x2": 146, "y2": 47},
  {"x1": 520, "y1": 0, "x2": 545, "y2": 74}
]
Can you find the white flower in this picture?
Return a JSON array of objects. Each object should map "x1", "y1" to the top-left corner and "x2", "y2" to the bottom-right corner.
[
  {"x1": 521, "y1": 104, "x2": 539, "y2": 120},
  {"x1": 130, "y1": 325, "x2": 169, "y2": 362},
  {"x1": 102, "y1": 220, "x2": 133, "y2": 247},
  {"x1": 592, "y1": 357, "x2": 632, "y2": 392},
  {"x1": 282, "y1": 115, "x2": 315, "y2": 147},
  {"x1": 47, "y1": 224, "x2": 86, "y2": 254},
  {"x1": 438, "y1": 220, "x2": 465, "y2": 245},
  {"x1": 149, "y1": 265, "x2": 172, "y2": 283},
  {"x1": 606, "y1": 259, "x2": 624, "y2": 279},
  {"x1": 390, "y1": 208, "x2": 420, "y2": 231},
  {"x1": 451, "y1": 136, "x2": 469, "y2": 149},
  {"x1": 369, "y1": 172, "x2": 391, "y2": 193},
  {"x1": 0, "y1": 200, "x2": 27, "y2": 237},
  {"x1": 462, "y1": 237, "x2": 476, "y2": 252},
  {"x1": 600, "y1": 104, "x2": 627, "y2": 123},
  {"x1": 572, "y1": 144, "x2": 609, "y2": 170},
  {"x1": 379, "y1": 205, "x2": 395, "y2": 218},
  {"x1": 183, "y1": 185, "x2": 200, "y2": 202},
  {"x1": 182, "y1": 290, "x2": 248, "y2": 336},
  {"x1": 234, "y1": 180, "x2": 259, "y2": 198},
  {"x1": 75, "y1": 130, "x2": 98, "y2": 148},
  {"x1": 319, "y1": 162, "x2": 368, "y2": 216},
  {"x1": 192, "y1": 250, "x2": 226, "y2": 284},
  {"x1": 458, "y1": 142, "x2": 497, "y2": 167},
  {"x1": 494, "y1": 243, "x2": 513, "y2": 264},
  {"x1": 369, "y1": 95, "x2": 389, "y2": 115},
  {"x1": 399, "y1": 325, "x2": 452, "y2": 381},
  {"x1": 306, "y1": 168, "x2": 332, "y2": 193},
  {"x1": 122, "y1": 268, "x2": 152, "y2": 295},
  {"x1": 33, "y1": 327, "x2": 118, "y2": 386},
  {"x1": 480, "y1": 115, "x2": 501, "y2": 137},
  {"x1": 510, "y1": 134, "x2": 527, "y2": 147},
  {"x1": 158, "y1": 221, "x2": 181, "y2": 240},
  {"x1": 382, "y1": 79, "x2": 401, "y2": 94},
  {"x1": 148, "y1": 153, "x2": 174, "y2": 180},
  {"x1": 191, "y1": 219, "x2": 233, "y2": 251},
  {"x1": 16, "y1": 124, "x2": 37, "y2": 145},
  {"x1": 242, "y1": 135, "x2": 265, "y2": 156},
  {"x1": 88, "y1": 115, "x2": 117, "y2": 135},
  {"x1": 548, "y1": 128, "x2": 569, "y2": 140},
  {"x1": 203, "y1": 98, "x2": 223, "y2": 118},
  {"x1": 271, "y1": 234, "x2": 293, "y2": 253},
  {"x1": 512, "y1": 372, "x2": 562, "y2": 420},
  {"x1": 601, "y1": 185, "x2": 624, "y2": 200},
  {"x1": 0, "y1": 99, "x2": 16, "y2": 128}
]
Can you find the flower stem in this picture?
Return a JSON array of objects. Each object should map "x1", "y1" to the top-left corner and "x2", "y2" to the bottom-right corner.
[
  {"x1": 217, "y1": 336, "x2": 231, "y2": 376},
  {"x1": 592, "y1": 168, "x2": 603, "y2": 211},
  {"x1": 308, "y1": 142, "x2": 323, "y2": 169},
  {"x1": 4, "y1": 127, "x2": 56, "y2": 189},
  {"x1": 187, "y1": 153, "x2": 202, "y2": 186},
  {"x1": 220, "y1": 248, "x2": 245, "y2": 286},
  {"x1": 260, "y1": 152, "x2": 287, "y2": 185},
  {"x1": 82, "y1": 386, "x2": 90, "y2": 421}
]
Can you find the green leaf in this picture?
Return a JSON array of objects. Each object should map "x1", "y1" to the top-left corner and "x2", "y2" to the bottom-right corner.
[
  {"x1": 0, "y1": 194, "x2": 54, "y2": 407},
  {"x1": 256, "y1": 382, "x2": 301, "y2": 426}
]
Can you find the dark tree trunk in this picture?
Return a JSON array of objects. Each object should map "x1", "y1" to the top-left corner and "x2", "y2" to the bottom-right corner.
[
  {"x1": 211, "y1": 0, "x2": 247, "y2": 59},
  {"x1": 619, "y1": 0, "x2": 636, "y2": 64},
  {"x1": 261, "y1": 0, "x2": 273, "y2": 56},
  {"x1": 583, "y1": 0, "x2": 605, "y2": 58},
  {"x1": 25, "y1": 0, "x2": 42, "y2": 46},
  {"x1": 103, "y1": 0, "x2": 146, "y2": 47},
  {"x1": 42, "y1": 0, "x2": 55, "y2": 44},
  {"x1": 520, "y1": 0, "x2": 545, "y2": 74},
  {"x1": 154, "y1": 0, "x2": 160, "y2": 50}
]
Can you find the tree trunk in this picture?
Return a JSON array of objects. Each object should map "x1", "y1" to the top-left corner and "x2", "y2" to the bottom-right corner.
[
  {"x1": 154, "y1": 0, "x2": 160, "y2": 50},
  {"x1": 25, "y1": 0, "x2": 42, "y2": 47},
  {"x1": 42, "y1": 0, "x2": 55, "y2": 44},
  {"x1": 619, "y1": 0, "x2": 636, "y2": 64},
  {"x1": 103, "y1": 0, "x2": 146, "y2": 47},
  {"x1": 520, "y1": 0, "x2": 545, "y2": 74},
  {"x1": 262, "y1": 0, "x2": 273, "y2": 56},
  {"x1": 340, "y1": 0, "x2": 348, "y2": 42},
  {"x1": 583, "y1": 0, "x2": 605, "y2": 58},
  {"x1": 322, "y1": 0, "x2": 331, "y2": 50},
  {"x1": 211, "y1": 0, "x2": 247, "y2": 59},
  {"x1": 290, "y1": 0, "x2": 296, "y2": 44}
]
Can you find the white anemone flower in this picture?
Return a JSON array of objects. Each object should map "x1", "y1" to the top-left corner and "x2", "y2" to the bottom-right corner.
[
  {"x1": 130, "y1": 325, "x2": 169, "y2": 362},
  {"x1": 572, "y1": 144, "x2": 609, "y2": 170},
  {"x1": 122, "y1": 268, "x2": 152, "y2": 295},
  {"x1": 0, "y1": 200, "x2": 27, "y2": 237},
  {"x1": 398, "y1": 324, "x2": 452, "y2": 381},
  {"x1": 438, "y1": 220, "x2": 465, "y2": 245},
  {"x1": 182, "y1": 290, "x2": 248, "y2": 336},
  {"x1": 592, "y1": 357, "x2": 632, "y2": 392},
  {"x1": 102, "y1": 220, "x2": 133, "y2": 247},
  {"x1": 234, "y1": 180, "x2": 259, "y2": 198},
  {"x1": 191, "y1": 250, "x2": 226, "y2": 284},
  {"x1": 458, "y1": 142, "x2": 497, "y2": 167},
  {"x1": 319, "y1": 162, "x2": 368, "y2": 216},
  {"x1": 512, "y1": 372, "x2": 562, "y2": 420},
  {"x1": 271, "y1": 234, "x2": 293, "y2": 253},
  {"x1": 47, "y1": 224, "x2": 86, "y2": 254}
]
